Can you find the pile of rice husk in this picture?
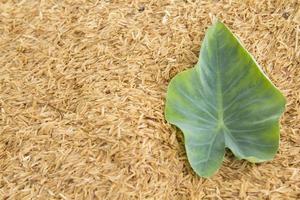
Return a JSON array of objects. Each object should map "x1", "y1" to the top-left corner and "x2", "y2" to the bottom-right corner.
[{"x1": 0, "y1": 0, "x2": 299, "y2": 199}]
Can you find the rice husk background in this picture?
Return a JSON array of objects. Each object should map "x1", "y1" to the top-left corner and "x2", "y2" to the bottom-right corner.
[{"x1": 0, "y1": 0, "x2": 299, "y2": 199}]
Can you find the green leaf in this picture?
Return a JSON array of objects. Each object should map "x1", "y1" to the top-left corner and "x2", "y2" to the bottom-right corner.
[{"x1": 165, "y1": 21, "x2": 286, "y2": 177}]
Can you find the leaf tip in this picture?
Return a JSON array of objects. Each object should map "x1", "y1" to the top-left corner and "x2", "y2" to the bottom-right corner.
[
  {"x1": 208, "y1": 18, "x2": 227, "y2": 34},
  {"x1": 211, "y1": 15, "x2": 218, "y2": 24}
]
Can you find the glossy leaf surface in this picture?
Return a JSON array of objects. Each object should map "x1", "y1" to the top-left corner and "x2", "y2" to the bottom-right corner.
[{"x1": 165, "y1": 21, "x2": 286, "y2": 177}]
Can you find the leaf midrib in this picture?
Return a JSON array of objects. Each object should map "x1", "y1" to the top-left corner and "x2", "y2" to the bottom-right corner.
[
  {"x1": 214, "y1": 30, "x2": 225, "y2": 129},
  {"x1": 195, "y1": 30, "x2": 227, "y2": 171}
]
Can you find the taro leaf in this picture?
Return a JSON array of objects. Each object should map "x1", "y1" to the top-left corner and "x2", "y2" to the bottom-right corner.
[{"x1": 165, "y1": 20, "x2": 286, "y2": 177}]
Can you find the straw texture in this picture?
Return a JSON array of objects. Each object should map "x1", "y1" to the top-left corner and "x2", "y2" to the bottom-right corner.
[{"x1": 0, "y1": 0, "x2": 299, "y2": 199}]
